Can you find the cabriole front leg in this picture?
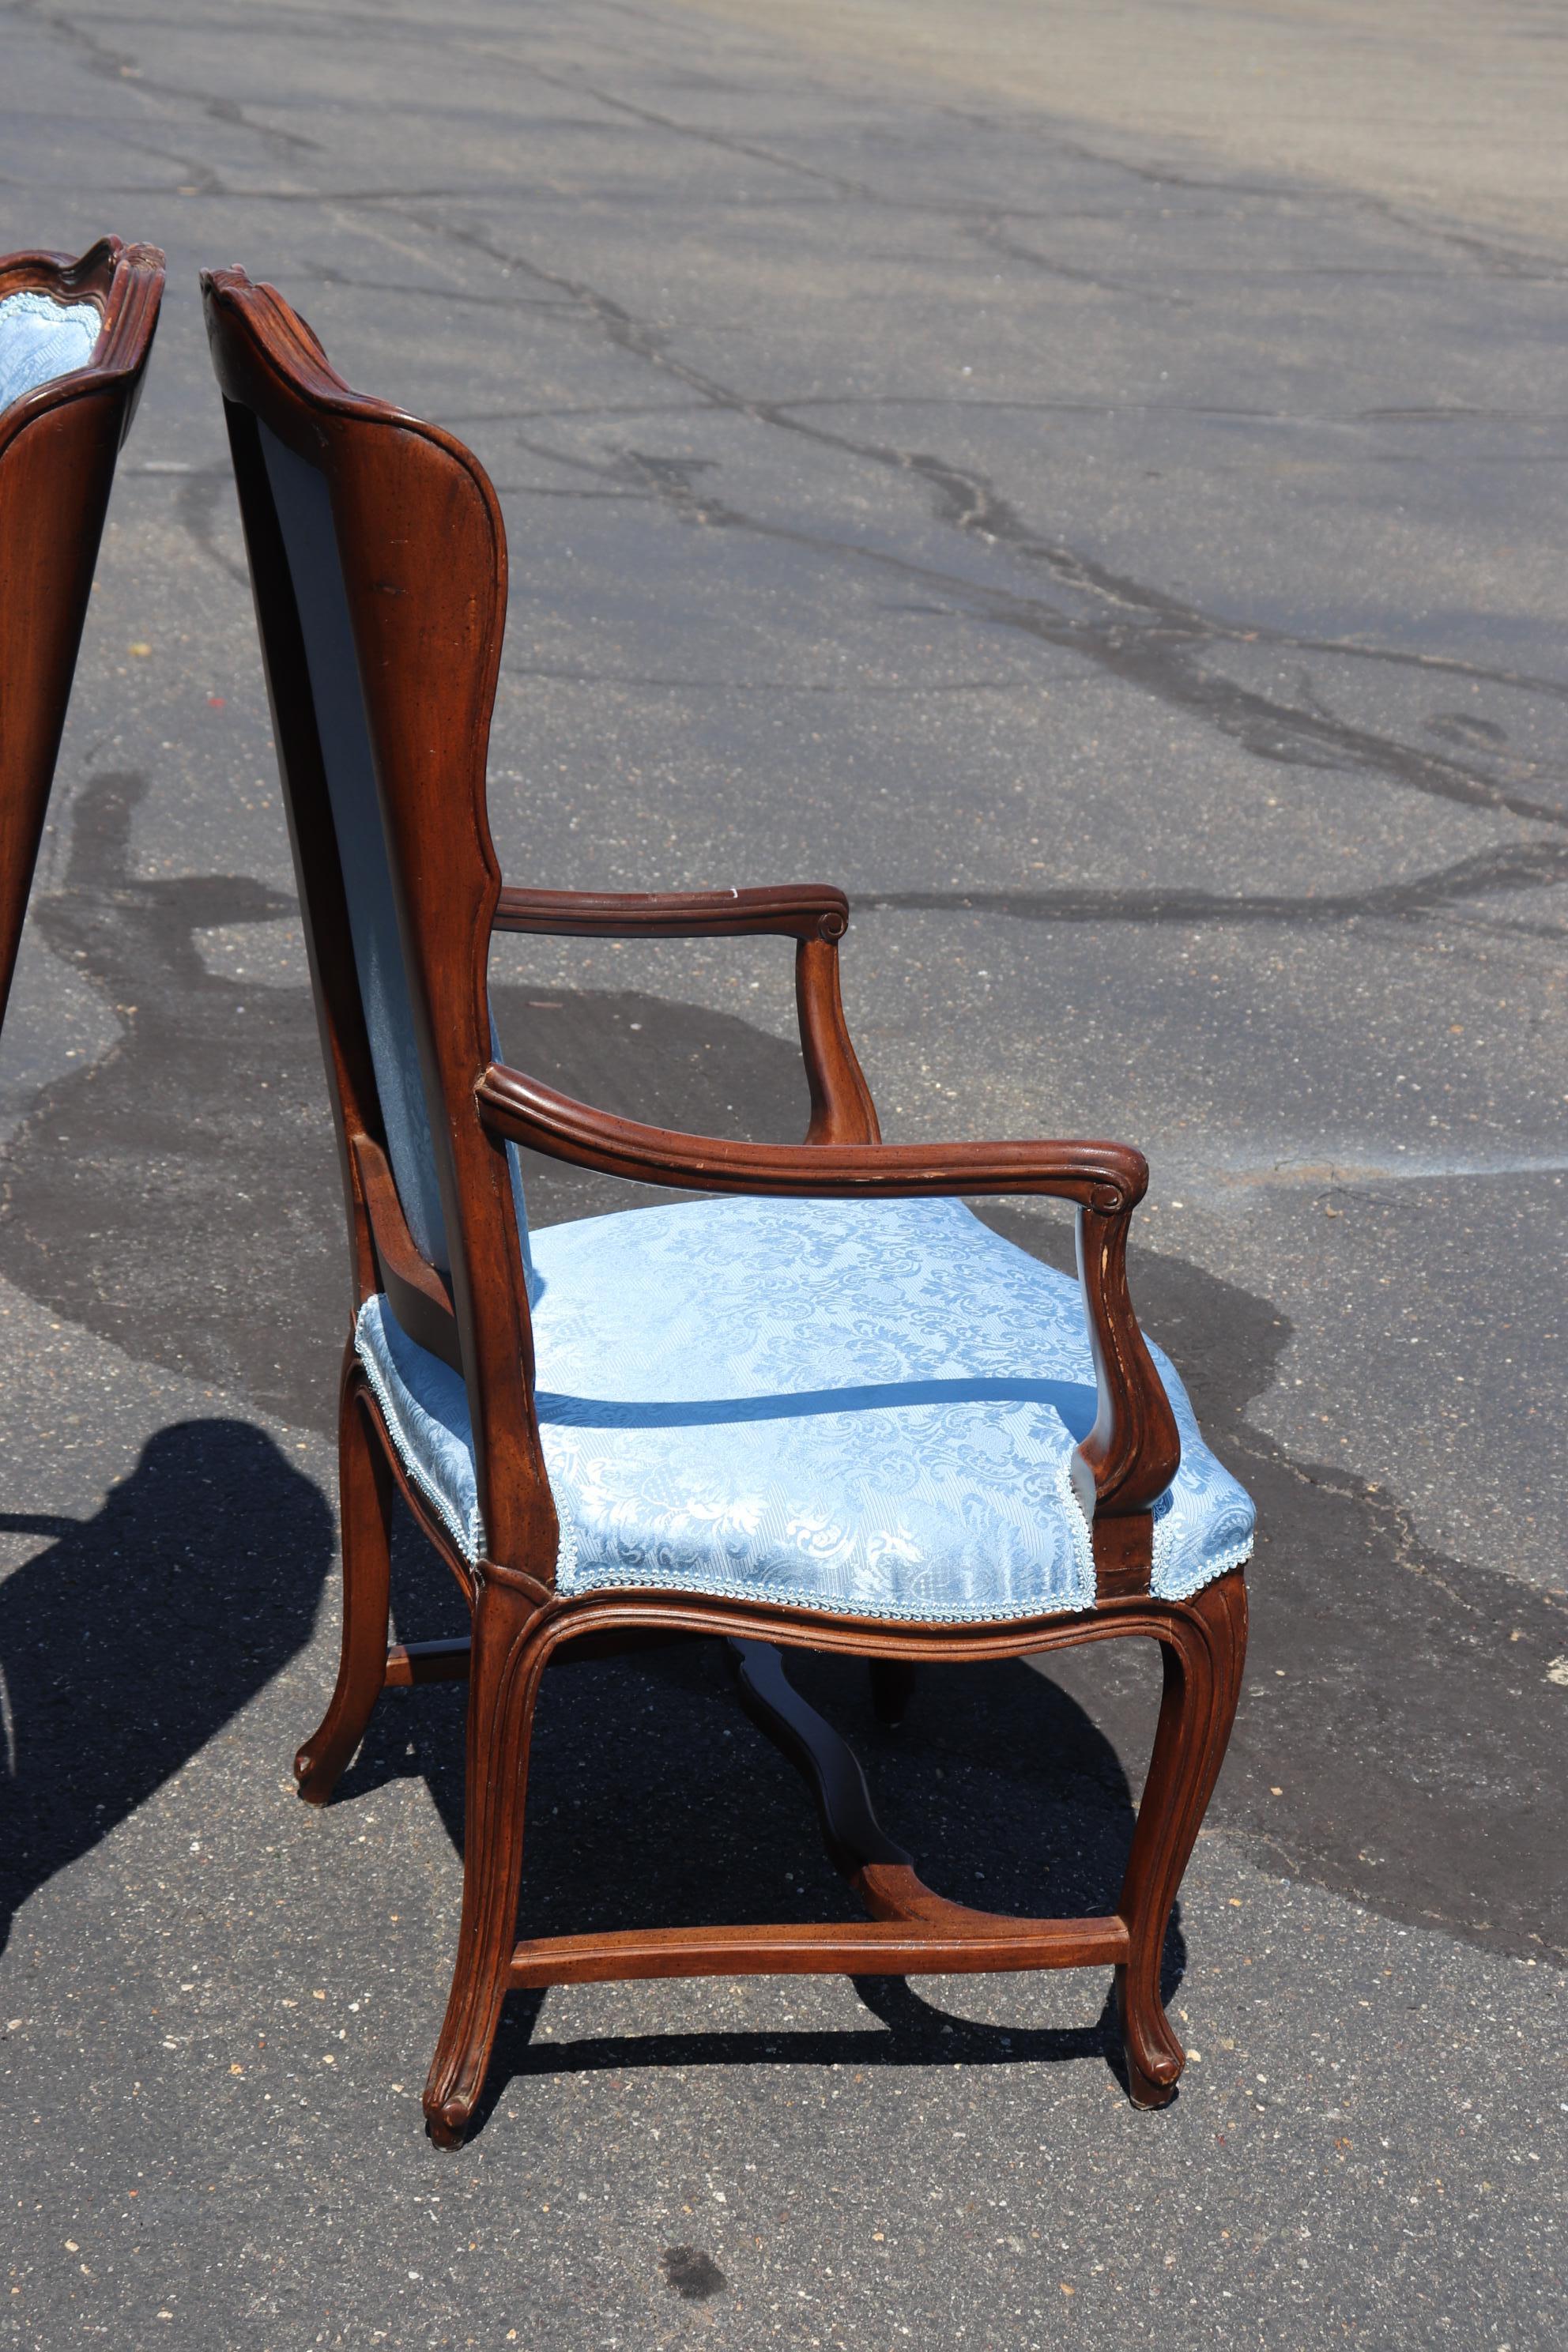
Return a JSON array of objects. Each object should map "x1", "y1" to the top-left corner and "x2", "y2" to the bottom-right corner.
[
  {"x1": 423, "y1": 1572, "x2": 548, "y2": 2147},
  {"x1": 1114, "y1": 1571, "x2": 1247, "y2": 2107}
]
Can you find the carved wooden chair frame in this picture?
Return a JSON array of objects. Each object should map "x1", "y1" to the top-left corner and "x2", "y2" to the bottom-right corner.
[
  {"x1": 0, "y1": 236, "x2": 165, "y2": 1031},
  {"x1": 203, "y1": 265, "x2": 1248, "y2": 2147}
]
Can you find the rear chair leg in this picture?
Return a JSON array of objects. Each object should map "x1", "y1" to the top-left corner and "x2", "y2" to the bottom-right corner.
[
  {"x1": 1114, "y1": 1571, "x2": 1247, "y2": 2107},
  {"x1": 423, "y1": 1574, "x2": 547, "y2": 2147},
  {"x1": 869, "y1": 1657, "x2": 917, "y2": 1728},
  {"x1": 295, "y1": 1364, "x2": 393, "y2": 1805}
]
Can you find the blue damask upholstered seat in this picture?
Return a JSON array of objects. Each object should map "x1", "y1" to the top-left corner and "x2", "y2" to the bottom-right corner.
[
  {"x1": 356, "y1": 1193, "x2": 1255, "y2": 1623},
  {"x1": 0, "y1": 290, "x2": 101, "y2": 409}
]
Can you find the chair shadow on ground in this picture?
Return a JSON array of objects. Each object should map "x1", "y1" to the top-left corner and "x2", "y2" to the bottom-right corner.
[
  {"x1": 0, "y1": 1419, "x2": 332, "y2": 1958},
  {"x1": 334, "y1": 1507, "x2": 1182, "y2": 2132}
]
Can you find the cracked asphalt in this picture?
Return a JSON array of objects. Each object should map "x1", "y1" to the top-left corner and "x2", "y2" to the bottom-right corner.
[{"x1": 1, "y1": 2, "x2": 1564, "y2": 2346}]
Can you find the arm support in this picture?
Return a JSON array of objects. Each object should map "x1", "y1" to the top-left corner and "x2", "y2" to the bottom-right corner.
[
  {"x1": 493, "y1": 882, "x2": 851, "y2": 940},
  {"x1": 475, "y1": 1061, "x2": 1180, "y2": 1520},
  {"x1": 492, "y1": 881, "x2": 880, "y2": 1145}
]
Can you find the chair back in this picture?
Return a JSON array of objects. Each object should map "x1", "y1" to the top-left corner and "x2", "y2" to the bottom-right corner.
[
  {"x1": 254, "y1": 415, "x2": 451, "y2": 1272},
  {"x1": 202, "y1": 267, "x2": 555, "y2": 1575},
  {"x1": 0, "y1": 237, "x2": 164, "y2": 1030}
]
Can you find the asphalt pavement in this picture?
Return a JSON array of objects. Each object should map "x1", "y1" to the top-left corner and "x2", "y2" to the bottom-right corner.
[{"x1": 1, "y1": 2, "x2": 1564, "y2": 2346}]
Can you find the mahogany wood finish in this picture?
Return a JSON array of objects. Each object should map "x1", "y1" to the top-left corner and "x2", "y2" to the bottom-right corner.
[
  {"x1": 508, "y1": 1913, "x2": 1130, "y2": 1991},
  {"x1": 494, "y1": 883, "x2": 880, "y2": 1144},
  {"x1": 293, "y1": 1357, "x2": 394, "y2": 1806},
  {"x1": 202, "y1": 266, "x2": 1249, "y2": 2147},
  {"x1": 492, "y1": 880, "x2": 853, "y2": 937},
  {"x1": 350, "y1": 1131, "x2": 462, "y2": 1372},
  {"x1": 0, "y1": 237, "x2": 164, "y2": 1034},
  {"x1": 384, "y1": 1638, "x2": 474, "y2": 1688}
]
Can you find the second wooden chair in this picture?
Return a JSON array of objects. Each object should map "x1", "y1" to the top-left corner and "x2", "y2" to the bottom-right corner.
[{"x1": 0, "y1": 236, "x2": 164, "y2": 1037}]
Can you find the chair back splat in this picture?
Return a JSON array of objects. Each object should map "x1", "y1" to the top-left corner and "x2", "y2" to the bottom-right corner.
[
  {"x1": 0, "y1": 237, "x2": 164, "y2": 1035},
  {"x1": 202, "y1": 267, "x2": 555, "y2": 1580},
  {"x1": 204, "y1": 267, "x2": 1253, "y2": 2150}
]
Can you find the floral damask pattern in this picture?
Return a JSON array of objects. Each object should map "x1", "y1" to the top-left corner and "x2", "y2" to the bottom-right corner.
[
  {"x1": 0, "y1": 291, "x2": 101, "y2": 411},
  {"x1": 355, "y1": 1196, "x2": 1254, "y2": 1621}
]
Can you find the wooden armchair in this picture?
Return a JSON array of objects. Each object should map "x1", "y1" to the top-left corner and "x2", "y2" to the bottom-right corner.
[
  {"x1": 202, "y1": 266, "x2": 1254, "y2": 2147},
  {"x1": 0, "y1": 238, "x2": 164, "y2": 1033}
]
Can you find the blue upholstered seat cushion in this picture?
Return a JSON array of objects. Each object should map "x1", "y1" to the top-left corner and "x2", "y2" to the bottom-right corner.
[
  {"x1": 0, "y1": 291, "x2": 100, "y2": 410},
  {"x1": 354, "y1": 1195, "x2": 1253, "y2": 1622}
]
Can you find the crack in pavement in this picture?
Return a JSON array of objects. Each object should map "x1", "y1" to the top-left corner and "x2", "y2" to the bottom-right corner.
[
  {"x1": 925, "y1": 89, "x2": 1568, "y2": 282},
  {"x1": 26, "y1": 3, "x2": 1568, "y2": 840},
  {"x1": 334, "y1": 193, "x2": 1568, "y2": 831},
  {"x1": 967, "y1": 209, "x2": 1187, "y2": 303},
  {"x1": 857, "y1": 839, "x2": 1568, "y2": 926},
  {"x1": 16, "y1": 0, "x2": 322, "y2": 157}
]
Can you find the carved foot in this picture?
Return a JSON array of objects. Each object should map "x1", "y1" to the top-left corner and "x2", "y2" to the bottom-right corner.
[
  {"x1": 1122, "y1": 2045, "x2": 1182, "y2": 2110},
  {"x1": 424, "y1": 2094, "x2": 473, "y2": 2150},
  {"x1": 1116, "y1": 1965, "x2": 1184, "y2": 2109},
  {"x1": 292, "y1": 1738, "x2": 340, "y2": 1808}
]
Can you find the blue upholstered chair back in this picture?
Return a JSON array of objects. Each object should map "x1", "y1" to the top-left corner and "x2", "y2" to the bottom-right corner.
[
  {"x1": 257, "y1": 419, "x2": 458, "y2": 1273},
  {"x1": 0, "y1": 289, "x2": 101, "y2": 410}
]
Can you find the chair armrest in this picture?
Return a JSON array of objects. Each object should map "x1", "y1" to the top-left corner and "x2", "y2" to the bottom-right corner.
[
  {"x1": 476, "y1": 1062, "x2": 1180, "y2": 1521},
  {"x1": 492, "y1": 882, "x2": 880, "y2": 1146},
  {"x1": 493, "y1": 883, "x2": 850, "y2": 940}
]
